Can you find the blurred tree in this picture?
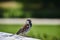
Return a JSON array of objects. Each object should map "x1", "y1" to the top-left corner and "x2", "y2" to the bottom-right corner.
[
  {"x1": 0, "y1": 7, "x2": 4, "y2": 18},
  {"x1": 0, "y1": 0, "x2": 60, "y2": 18},
  {"x1": 24, "y1": 0, "x2": 60, "y2": 18},
  {"x1": 3, "y1": 8, "x2": 24, "y2": 18}
]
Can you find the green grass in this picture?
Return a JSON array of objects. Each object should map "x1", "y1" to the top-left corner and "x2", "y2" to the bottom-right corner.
[{"x1": 0, "y1": 24, "x2": 60, "y2": 40}]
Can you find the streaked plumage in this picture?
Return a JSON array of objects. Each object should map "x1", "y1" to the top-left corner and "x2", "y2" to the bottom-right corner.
[{"x1": 16, "y1": 19, "x2": 32, "y2": 35}]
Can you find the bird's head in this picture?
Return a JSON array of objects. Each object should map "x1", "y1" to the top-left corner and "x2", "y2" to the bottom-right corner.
[{"x1": 26, "y1": 18, "x2": 32, "y2": 27}]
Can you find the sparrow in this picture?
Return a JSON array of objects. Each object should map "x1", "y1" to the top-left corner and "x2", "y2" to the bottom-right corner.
[{"x1": 16, "y1": 18, "x2": 32, "y2": 35}]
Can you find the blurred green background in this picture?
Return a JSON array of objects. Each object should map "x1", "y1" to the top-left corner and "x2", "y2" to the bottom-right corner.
[
  {"x1": 0, "y1": 0, "x2": 60, "y2": 40},
  {"x1": 0, "y1": 0, "x2": 60, "y2": 18}
]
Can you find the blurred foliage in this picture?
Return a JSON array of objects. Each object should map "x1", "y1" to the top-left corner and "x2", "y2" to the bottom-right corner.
[
  {"x1": 0, "y1": 0, "x2": 60, "y2": 18},
  {"x1": 3, "y1": 8, "x2": 24, "y2": 18}
]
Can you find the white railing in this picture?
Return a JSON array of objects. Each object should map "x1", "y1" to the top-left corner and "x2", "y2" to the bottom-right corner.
[{"x1": 0, "y1": 32, "x2": 40, "y2": 40}]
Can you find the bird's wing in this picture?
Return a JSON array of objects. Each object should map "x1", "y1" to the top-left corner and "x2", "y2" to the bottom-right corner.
[{"x1": 16, "y1": 24, "x2": 29, "y2": 35}]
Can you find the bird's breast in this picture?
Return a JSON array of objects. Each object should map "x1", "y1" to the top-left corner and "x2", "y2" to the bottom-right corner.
[{"x1": 21, "y1": 24, "x2": 30, "y2": 32}]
